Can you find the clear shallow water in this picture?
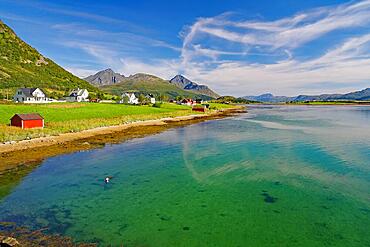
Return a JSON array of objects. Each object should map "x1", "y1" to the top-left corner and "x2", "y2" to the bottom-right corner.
[{"x1": 0, "y1": 105, "x2": 369, "y2": 246}]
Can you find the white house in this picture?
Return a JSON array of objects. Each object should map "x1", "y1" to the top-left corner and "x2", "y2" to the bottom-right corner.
[
  {"x1": 146, "y1": 94, "x2": 156, "y2": 104},
  {"x1": 121, "y1": 92, "x2": 139, "y2": 104},
  {"x1": 13, "y1": 88, "x2": 48, "y2": 103},
  {"x1": 66, "y1": 88, "x2": 89, "y2": 102}
]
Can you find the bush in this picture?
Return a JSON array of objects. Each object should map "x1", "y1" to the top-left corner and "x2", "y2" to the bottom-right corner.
[{"x1": 152, "y1": 102, "x2": 163, "y2": 108}]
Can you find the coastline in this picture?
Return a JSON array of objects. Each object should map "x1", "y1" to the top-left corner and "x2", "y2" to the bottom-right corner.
[{"x1": 0, "y1": 107, "x2": 245, "y2": 172}]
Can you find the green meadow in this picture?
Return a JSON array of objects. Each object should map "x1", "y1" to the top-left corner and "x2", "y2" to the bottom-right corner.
[{"x1": 0, "y1": 102, "x2": 232, "y2": 142}]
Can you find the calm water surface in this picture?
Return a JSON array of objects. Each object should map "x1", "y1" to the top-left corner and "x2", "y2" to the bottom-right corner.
[{"x1": 0, "y1": 105, "x2": 369, "y2": 246}]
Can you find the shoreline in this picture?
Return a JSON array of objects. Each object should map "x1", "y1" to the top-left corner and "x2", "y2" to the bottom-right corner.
[{"x1": 0, "y1": 107, "x2": 245, "y2": 172}]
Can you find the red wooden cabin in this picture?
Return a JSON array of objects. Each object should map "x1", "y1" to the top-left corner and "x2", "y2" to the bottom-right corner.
[{"x1": 10, "y1": 113, "x2": 44, "y2": 129}]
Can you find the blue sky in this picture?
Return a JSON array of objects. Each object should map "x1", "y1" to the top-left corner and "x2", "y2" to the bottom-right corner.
[{"x1": 1, "y1": 0, "x2": 370, "y2": 96}]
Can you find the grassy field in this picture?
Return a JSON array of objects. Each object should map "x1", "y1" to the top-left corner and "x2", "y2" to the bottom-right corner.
[{"x1": 0, "y1": 102, "x2": 232, "y2": 142}]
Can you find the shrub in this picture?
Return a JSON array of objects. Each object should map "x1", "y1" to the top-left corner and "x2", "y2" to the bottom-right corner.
[{"x1": 152, "y1": 102, "x2": 163, "y2": 108}]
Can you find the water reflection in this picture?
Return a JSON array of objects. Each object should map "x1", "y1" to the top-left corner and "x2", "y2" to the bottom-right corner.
[{"x1": 180, "y1": 105, "x2": 370, "y2": 202}]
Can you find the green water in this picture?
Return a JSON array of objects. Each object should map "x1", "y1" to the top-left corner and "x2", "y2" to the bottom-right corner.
[{"x1": 0, "y1": 105, "x2": 369, "y2": 246}]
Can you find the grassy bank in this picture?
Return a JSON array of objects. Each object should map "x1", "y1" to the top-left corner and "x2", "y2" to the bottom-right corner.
[{"x1": 0, "y1": 102, "x2": 234, "y2": 142}]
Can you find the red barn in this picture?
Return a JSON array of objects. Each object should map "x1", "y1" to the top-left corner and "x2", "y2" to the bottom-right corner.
[{"x1": 10, "y1": 113, "x2": 44, "y2": 129}]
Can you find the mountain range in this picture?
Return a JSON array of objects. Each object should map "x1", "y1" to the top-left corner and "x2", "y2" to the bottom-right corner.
[
  {"x1": 243, "y1": 88, "x2": 370, "y2": 102},
  {"x1": 169, "y1": 75, "x2": 219, "y2": 98},
  {"x1": 84, "y1": 69, "x2": 219, "y2": 99},
  {"x1": 89, "y1": 72, "x2": 211, "y2": 100},
  {"x1": 0, "y1": 20, "x2": 97, "y2": 98}
]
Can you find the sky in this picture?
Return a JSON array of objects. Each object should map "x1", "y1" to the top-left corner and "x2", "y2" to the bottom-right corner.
[{"x1": 1, "y1": 0, "x2": 370, "y2": 96}]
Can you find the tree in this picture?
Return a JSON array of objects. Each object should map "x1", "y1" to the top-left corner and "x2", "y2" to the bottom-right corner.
[
  {"x1": 97, "y1": 92, "x2": 105, "y2": 100},
  {"x1": 138, "y1": 94, "x2": 147, "y2": 105},
  {"x1": 121, "y1": 95, "x2": 129, "y2": 104},
  {"x1": 159, "y1": 94, "x2": 169, "y2": 102}
]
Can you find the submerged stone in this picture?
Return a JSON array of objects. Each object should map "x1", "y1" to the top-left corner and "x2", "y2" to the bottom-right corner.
[
  {"x1": 261, "y1": 192, "x2": 278, "y2": 203},
  {"x1": 159, "y1": 215, "x2": 171, "y2": 221}
]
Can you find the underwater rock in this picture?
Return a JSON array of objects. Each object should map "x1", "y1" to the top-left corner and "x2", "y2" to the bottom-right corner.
[
  {"x1": 159, "y1": 215, "x2": 171, "y2": 221},
  {"x1": 261, "y1": 192, "x2": 278, "y2": 203},
  {"x1": 0, "y1": 236, "x2": 19, "y2": 246},
  {"x1": 182, "y1": 227, "x2": 190, "y2": 231}
]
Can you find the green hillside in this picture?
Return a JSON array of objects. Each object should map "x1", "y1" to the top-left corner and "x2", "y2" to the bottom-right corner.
[
  {"x1": 0, "y1": 20, "x2": 98, "y2": 99},
  {"x1": 100, "y1": 73, "x2": 212, "y2": 100}
]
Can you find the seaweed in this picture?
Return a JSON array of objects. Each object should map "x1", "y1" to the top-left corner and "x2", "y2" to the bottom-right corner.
[{"x1": 0, "y1": 221, "x2": 96, "y2": 246}]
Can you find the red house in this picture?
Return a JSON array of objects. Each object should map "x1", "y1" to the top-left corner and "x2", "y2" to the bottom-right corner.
[{"x1": 10, "y1": 113, "x2": 44, "y2": 129}]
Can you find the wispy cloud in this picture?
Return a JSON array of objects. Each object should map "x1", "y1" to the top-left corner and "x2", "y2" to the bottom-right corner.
[
  {"x1": 36, "y1": 0, "x2": 370, "y2": 96},
  {"x1": 182, "y1": 0, "x2": 370, "y2": 52},
  {"x1": 51, "y1": 23, "x2": 180, "y2": 52},
  {"x1": 174, "y1": 0, "x2": 370, "y2": 95},
  {"x1": 98, "y1": 1, "x2": 370, "y2": 95},
  {"x1": 4, "y1": 0, "x2": 149, "y2": 33}
]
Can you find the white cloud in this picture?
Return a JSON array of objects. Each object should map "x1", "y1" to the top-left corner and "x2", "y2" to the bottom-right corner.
[
  {"x1": 182, "y1": 0, "x2": 370, "y2": 51},
  {"x1": 180, "y1": 33, "x2": 370, "y2": 96},
  {"x1": 57, "y1": 1, "x2": 370, "y2": 96},
  {"x1": 174, "y1": 0, "x2": 370, "y2": 96}
]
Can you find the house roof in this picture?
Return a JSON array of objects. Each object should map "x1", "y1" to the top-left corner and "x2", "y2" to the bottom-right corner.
[
  {"x1": 122, "y1": 92, "x2": 137, "y2": 97},
  {"x1": 20, "y1": 88, "x2": 38, "y2": 97},
  {"x1": 182, "y1": 98, "x2": 193, "y2": 102},
  {"x1": 69, "y1": 88, "x2": 87, "y2": 97},
  {"x1": 11, "y1": 113, "x2": 44, "y2": 120}
]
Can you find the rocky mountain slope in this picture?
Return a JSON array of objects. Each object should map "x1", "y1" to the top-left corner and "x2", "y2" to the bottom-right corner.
[
  {"x1": 85, "y1": 69, "x2": 216, "y2": 100},
  {"x1": 99, "y1": 73, "x2": 212, "y2": 100},
  {"x1": 169, "y1": 75, "x2": 219, "y2": 98},
  {"x1": 0, "y1": 20, "x2": 98, "y2": 98},
  {"x1": 84, "y1": 68, "x2": 125, "y2": 86}
]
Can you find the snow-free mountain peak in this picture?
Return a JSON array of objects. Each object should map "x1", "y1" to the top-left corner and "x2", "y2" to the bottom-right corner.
[
  {"x1": 84, "y1": 68, "x2": 125, "y2": 86},
  {"x1": 169, "y1": 75, "x2": 219, "y2": 98}
]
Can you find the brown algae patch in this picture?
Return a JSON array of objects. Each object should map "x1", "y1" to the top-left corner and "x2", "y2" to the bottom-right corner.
[{"x1": 0, "y1": 222, "x2": 96, "y2": 246}]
